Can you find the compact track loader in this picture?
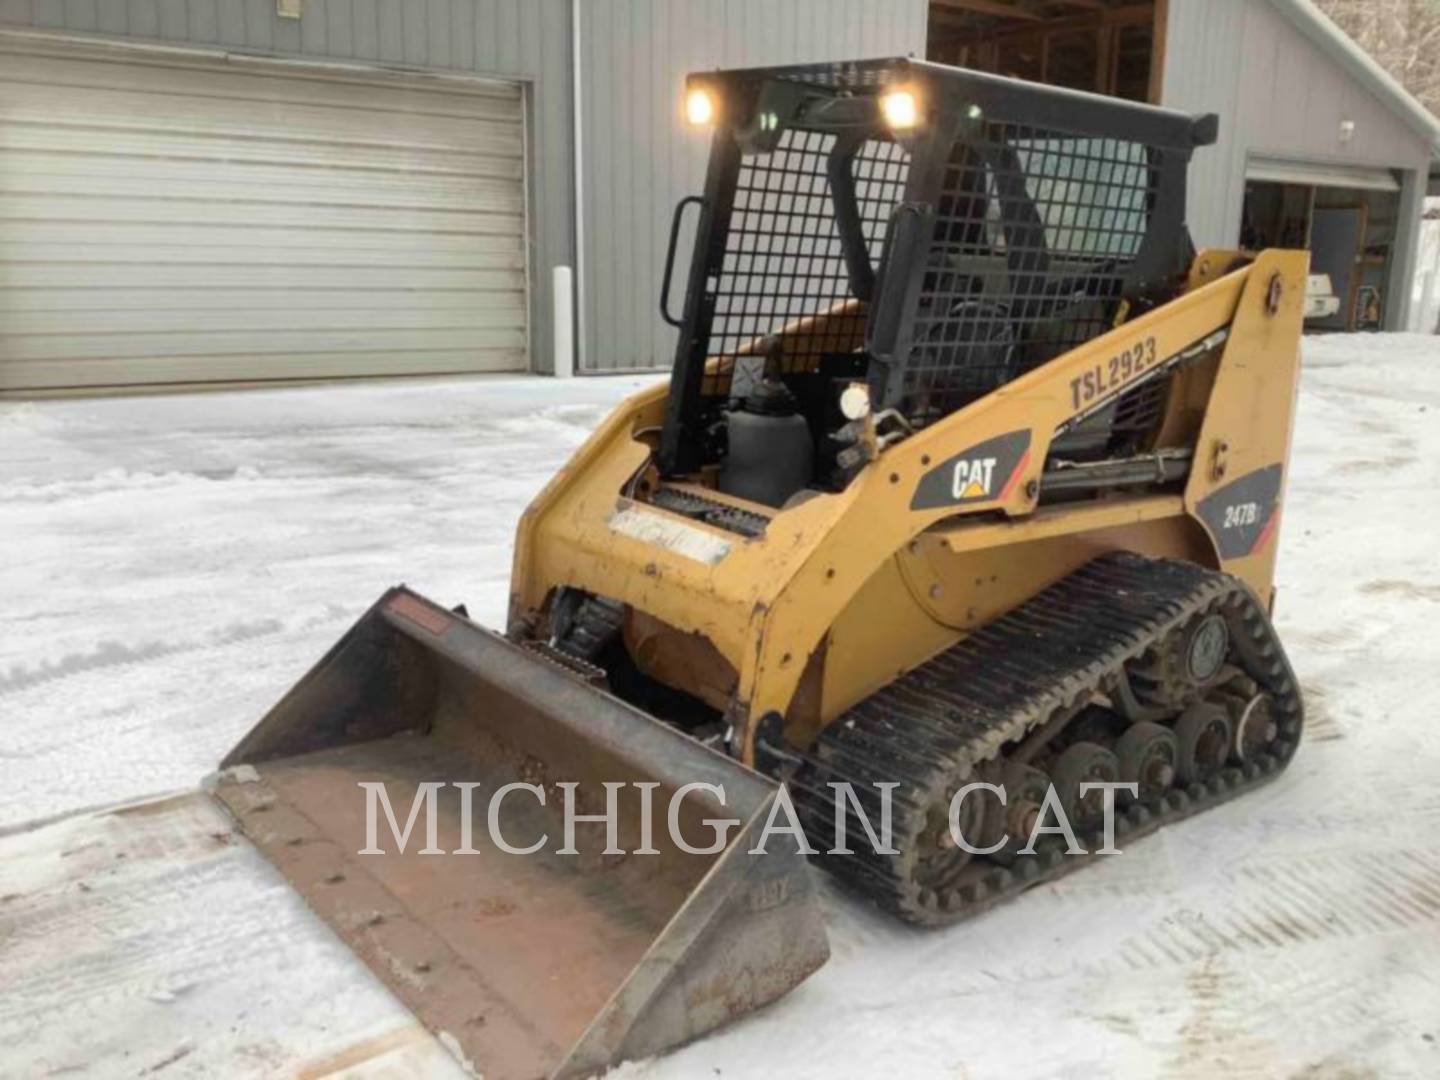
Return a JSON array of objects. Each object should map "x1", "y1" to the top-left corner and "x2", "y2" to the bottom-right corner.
[{"x1": 214, "y1": 58, "x2": 1305, "y2": 1078}]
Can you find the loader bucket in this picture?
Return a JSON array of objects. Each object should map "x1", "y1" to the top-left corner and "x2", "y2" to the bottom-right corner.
[{"x1": 211, "y1": 588, "x2": 829, "y2": 1079}]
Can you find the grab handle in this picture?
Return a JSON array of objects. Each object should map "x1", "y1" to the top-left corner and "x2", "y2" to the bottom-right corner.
[{"x1": 660, "y1": 196, "x2": 708, "y2": 328}]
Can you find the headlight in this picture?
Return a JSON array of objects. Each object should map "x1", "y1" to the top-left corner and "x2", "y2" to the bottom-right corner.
[
  {"x1": 880, "y1": 89, "x2": 919, "y2": 130},
  {"x1": 685, "y1": 88, "x2": 715, "y2": 126},
  {"x1": 839, "y1": 383, "x2": 871, "y2": 421}
]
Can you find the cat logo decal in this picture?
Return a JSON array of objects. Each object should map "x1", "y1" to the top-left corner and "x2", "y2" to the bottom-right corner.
[{"x1": 911, "y1": 430, "x2": 1031, "y2": 511}]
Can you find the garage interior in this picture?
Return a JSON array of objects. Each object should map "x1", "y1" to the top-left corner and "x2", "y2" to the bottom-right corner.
[
  {"x1": 926, "y1": 1, "x2": 1164, "y2": 103},
  {"x1": 1241, "y1": 172, "x2": 1401, "y2": 331}
]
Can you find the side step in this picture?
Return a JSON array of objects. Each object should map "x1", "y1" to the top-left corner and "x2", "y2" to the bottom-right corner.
[{"x1": 210, "y1": 588, "x2": 828, "y2": 1080}]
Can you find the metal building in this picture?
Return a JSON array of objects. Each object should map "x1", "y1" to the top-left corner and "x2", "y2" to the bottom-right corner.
[
  {"x1": 0, "y1": 0, "x2": 925, "y2": 392},
  {"x1": 1, "y1": 1, "x2": 1435, "y2": 393}
]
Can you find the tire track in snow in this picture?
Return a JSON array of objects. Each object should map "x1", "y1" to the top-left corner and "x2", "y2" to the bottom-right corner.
[
  {"x1": 0, "y1": 617, "x2": 314, "y2": 696},
  {"x1": 1107, "y1": 846, "x2": 1440, "y2": 976}
]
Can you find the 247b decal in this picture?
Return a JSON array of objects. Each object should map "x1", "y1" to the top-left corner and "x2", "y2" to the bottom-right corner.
[
  {"x1": 1221, "y1": 502, "x2": 1261, "y2": 530},
  {"x1": 1195, "y1": 464, "x2": 1283, "y2": 560},
  {"x1": 911, "y1": 430, "x2": 1031, "y2": 511},
  {"x1": 1069, "y1": 335, "x2": 1159, "y2": 411}
]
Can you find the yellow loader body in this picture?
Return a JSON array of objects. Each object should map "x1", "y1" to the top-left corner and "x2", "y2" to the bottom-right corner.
[{"x1": 511, "y1": 249, "x2": 1304, "y2": 766}]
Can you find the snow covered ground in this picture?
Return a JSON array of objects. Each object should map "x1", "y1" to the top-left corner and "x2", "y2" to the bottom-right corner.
[{"x1": 3, "y1": 338, "x2": 1440, "y2": 1078}]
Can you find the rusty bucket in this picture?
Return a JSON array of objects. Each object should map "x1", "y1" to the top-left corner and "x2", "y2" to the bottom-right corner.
[{"x1": 210, "y1": 587, "x2": 829, "y2": 1079}]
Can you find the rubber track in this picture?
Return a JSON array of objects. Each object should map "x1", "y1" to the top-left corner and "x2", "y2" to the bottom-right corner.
[
  {"x1": 790, "y1": 551, "x2": 1304, "y2": 925},
  {"x1": 555, "y1": 595, "x2": 625, "y2": 662}
]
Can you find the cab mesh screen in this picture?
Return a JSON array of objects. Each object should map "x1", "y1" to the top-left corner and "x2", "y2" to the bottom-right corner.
[
  {"x1": 897, "y1": 123, "x2": 1156, "y2": 424},
  {"x1": 701, "y1": 129, "x2": 910, "y2": 399}
]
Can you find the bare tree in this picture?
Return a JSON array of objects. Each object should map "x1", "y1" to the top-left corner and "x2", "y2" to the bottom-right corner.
[{"x1": 1314, "y1": 0, "x2": 1440, "y2": 118}]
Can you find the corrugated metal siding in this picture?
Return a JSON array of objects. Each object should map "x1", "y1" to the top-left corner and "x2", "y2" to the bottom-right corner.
[
  {"x1": 1164, "y1": 0, "x2": 1431, "y2": 250},
  {"x1": 0, "y1": 0, "x2": 574, "y2": 373},
  {"x1": 577, "y1": 0, "x2": 929, "y2": 372},
  {"x1": 0, "y1": 42, "x2": 527, "y2": 389},
  {"x1": 1159, "y1": 0, "x2": 1247, "y2": 252}
]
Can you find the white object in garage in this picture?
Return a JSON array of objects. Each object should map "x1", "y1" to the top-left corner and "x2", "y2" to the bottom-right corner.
[
  {"x1": 1304, "y1": 274, "x2": 1342, "y2": 320},
  {"x1": 0, "y1": 37, "x2": 528, "y2": 392}
]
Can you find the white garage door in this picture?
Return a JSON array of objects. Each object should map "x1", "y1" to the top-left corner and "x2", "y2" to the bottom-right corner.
[
  {"x1": 0, "y1": 39, "x2": 527, "y2": 392},
  {"x1": 1246, "y1": 156, "x2": 1401, "y2": 193}
]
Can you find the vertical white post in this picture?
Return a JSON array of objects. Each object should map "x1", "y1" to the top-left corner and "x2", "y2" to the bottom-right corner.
[
  {"x1": 1419, "y1": 270, "x2": 1436, "y2": 334},
  {"x1": 570, "y1": 0, "x2": 588, "y2": 372},
  {"x1": 553, "y1": 265, "x2": 575, "y2": 378}
]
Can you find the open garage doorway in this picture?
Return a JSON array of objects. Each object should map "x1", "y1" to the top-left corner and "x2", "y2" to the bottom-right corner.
[{"x1": 1241, "y1": 169, "x2": 1402, "y2": 332}]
